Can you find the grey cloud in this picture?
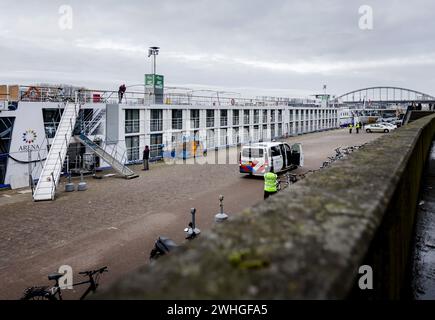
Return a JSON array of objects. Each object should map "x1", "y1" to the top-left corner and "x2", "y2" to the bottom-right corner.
[{"x1": 1, "y1": 0, "x2": 435, "y2": 97}]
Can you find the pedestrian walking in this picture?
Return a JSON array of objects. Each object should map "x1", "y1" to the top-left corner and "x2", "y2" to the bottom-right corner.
[
  {"x1": 349, "y1": 123, "x2": 353, "y2": 134},
  {"x1": 118, "y1": 84, "x2": 126, "y2": 103},
  {"x1": 356, "y1": 122, "x2": 360, "y2": 134},
  {"x1": 264, "y1": 171, "x2": 278, "y2": 200},
  {"x1": 143, "y1": 145, "x2": 150, "y2": 171}
]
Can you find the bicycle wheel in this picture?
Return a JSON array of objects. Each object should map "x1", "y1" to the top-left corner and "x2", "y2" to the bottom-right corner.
[{"x1": 21, "y1": 287, "x2": 54, "y2": 300}]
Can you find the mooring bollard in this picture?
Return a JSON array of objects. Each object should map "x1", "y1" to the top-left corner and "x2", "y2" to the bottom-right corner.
[
  {"x1": 215, "y1": 195, "x2": 229, "y2": 222},
  {"x1": 77, "y1": 172, "x2": 88, "y2": 191},
  {"x1": 185, "y1": 208, "x2": 201, "y2": 239},
  {"x1": 65, "y1": 173, "x2": 75, "y2": 192}
]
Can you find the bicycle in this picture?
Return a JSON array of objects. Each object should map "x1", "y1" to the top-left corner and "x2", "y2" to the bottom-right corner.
[
  {"x1": 277, "y1": 175, "x2": 290, "y2": 191},
  {"x1": 298, "y1": 170, "x2": 318, "y2": 179},
  {"x1": 21, "y1": 266, "x2": 108, "y2": 300},
  {"x1": 320, "y1": 161, "x2": 331, "y2": 169},
  {"x1": 277, "y1": 173, "x2": 299, "y2": 191}
]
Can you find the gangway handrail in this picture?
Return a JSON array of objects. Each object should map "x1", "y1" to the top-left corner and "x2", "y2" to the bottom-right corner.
[{"x1": 34, "y1": 102, "x2": 79, "y2": 200}]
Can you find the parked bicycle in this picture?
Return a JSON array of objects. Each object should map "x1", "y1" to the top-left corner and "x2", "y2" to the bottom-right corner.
[
  {"x1": 298, "y1": 169, "x2": 318, "y2": 179},
  {"x1": 277, "y1": 174, "x2": 291, "y2": 191},
  {"x1": 319, "y1": 144, "x2": 366, "y2": 170},
  {"x1": 21, "y1": 266, "x2": 108, "y2": 300},
  {"x1": 321, "y1": 161, "x2": 331, "y2": 169},
  {"x1": 277, "y1": 173, "x2": 301, "y2": 191}
]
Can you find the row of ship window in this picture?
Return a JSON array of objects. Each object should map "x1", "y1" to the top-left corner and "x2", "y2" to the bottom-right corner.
[{"x1": 124, "y1": 109, "x2": 337, "y2": 133}]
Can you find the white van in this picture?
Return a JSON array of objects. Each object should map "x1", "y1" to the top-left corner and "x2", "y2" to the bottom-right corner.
[{"x1": 239, "y1": 142, "x2": 304, "y2": 176}]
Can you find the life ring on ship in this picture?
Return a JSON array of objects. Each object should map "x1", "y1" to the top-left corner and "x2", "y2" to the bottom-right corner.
[
  {"x1": 230, "y1": 98, "x2": 235, "y2": 106},
  {"x1": 23, "y1": 86, "x2": 41, "y2": 101}
]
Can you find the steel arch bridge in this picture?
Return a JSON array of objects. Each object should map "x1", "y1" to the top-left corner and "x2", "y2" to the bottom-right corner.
[{"x1": 335, "y1": 86, "x2": 435, "y2": 104}]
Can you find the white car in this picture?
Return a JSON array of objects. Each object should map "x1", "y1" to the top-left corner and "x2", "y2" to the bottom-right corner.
[
  {"x1": 365, "y1": 123, "x2": 393, "y2": 133},
  {"x1": 382, "y1": 123, "x2": 398, "y2": 130}
]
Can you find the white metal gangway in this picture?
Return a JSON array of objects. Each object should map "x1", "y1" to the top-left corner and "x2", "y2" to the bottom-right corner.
[
  {"x1": 33, "y1": 102, "x2": 80, "y2": 201},
  {"x1": 77, "y1": 134, "x2": 138, "y2": 179}
]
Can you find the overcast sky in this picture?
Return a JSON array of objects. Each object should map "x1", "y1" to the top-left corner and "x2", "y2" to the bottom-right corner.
[{"x1": 1, "y1": 0, "x2": 435, "y2": 98}]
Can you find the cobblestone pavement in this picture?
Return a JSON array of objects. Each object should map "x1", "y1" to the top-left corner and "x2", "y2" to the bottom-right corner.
[{"x1": 0, "y1": 129, "x2": 381, "y2": 299}]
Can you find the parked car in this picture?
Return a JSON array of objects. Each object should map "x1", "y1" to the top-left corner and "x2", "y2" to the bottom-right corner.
[
  {"x1": 394, "y1": 119, "x2": 403, "y2": 127},
  {"x1": 365, "y1": 123, "x2": 392, "y2": 133},
  {"x1": 381, "y1": 123, "x2": 397, "y2": 130},
  {"x1": 377, "y1": 117, "x2": 396, "y2": 124},
  {"x1": 239, "y1": 141, "x2": 303, "y2": 176}
]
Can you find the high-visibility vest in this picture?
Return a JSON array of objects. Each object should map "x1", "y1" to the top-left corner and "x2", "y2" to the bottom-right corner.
[
  {"x1": 264, "y1": 172, "x2": 278, "y2": 192},
  {"x1": 349, "y1": 124, "x2": 353, "y2": 128},
  {"x1": 356, "y1": 123, "x2": 360, "y2": 128}
]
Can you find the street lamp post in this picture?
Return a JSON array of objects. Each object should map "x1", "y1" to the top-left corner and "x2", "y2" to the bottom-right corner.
[
  {"x1": 147, "y1": 46, "x2": 160, "y2": 104},
  {"x1": 148, "y1": 46, "x2": 160, "y2": 76}
]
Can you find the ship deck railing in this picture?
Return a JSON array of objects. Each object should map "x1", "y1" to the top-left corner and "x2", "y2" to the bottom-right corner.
[{"x1": 3, "y1": 85, "x2": 328, "y2": 108}]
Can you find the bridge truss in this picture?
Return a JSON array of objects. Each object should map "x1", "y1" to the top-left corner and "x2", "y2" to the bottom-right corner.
[{"x1": 335, "y1": 87, "x2": 435, "y2": 105}]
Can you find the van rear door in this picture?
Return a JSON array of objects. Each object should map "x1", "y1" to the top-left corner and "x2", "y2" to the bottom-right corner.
[
  {"x1": 291, "y1": 143, "x2": 304, "y2": 167},
  {"x1": 270, "y1": 145, "x2": 284, "y2": 172},
  {"x1": 240, "y1": 147, "x2": 267, "y2": 174},
  {"x1": 284, "y1": 143, "x2": 292, "y2": 168}
]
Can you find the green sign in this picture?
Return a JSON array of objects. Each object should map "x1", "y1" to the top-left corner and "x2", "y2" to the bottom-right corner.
[
  {"x1": 145, "y1": 74, "x2": 154, "y2": 87},
  {"x1": 145, "y1": 74, "x2": 164, "y2": 89}
]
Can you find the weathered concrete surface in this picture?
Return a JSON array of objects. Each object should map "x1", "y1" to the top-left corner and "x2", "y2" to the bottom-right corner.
[
  {"x1": 409, "y1": 142, "x2": 435, "y2": 299},
  {"x1": 99, "y1": 115, "x2": 435, "y2": 300}
]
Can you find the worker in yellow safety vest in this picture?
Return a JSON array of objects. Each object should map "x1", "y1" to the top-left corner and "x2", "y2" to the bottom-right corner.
[
  {"x1": 355, "y1": 122, "x2": 360, "y2": 134},
  {"x1": 349, "y1": 123, "x2": 353, "y2": 134},
  {"x1": 264, "y1": 171, "x2": 278, "y2": 200}
]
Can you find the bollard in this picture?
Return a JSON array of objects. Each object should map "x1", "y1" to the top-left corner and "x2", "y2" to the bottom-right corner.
[
  {"x1": 215, "y1": 195, "x2": 229, "y2": 222},
  {"x1": 191, "y1": 208, "x2": 196, "y2": 230},
  {"x1": 190, "y1": 208, "x2": 201, "y2": 235},
  {"x1": 65, "y1": 173, "x2": 75, "y2": 192},
  {"x1": 77, "y1": 172, "x2": 88, "y2": 191},
  {"x1": 185, "y1": 208, "x2": 201, "y2": 238}
]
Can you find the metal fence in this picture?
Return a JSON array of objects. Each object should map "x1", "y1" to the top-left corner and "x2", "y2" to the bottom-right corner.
[{"x1": 11, "y1": 85, "x2": 320, "y2": 107}]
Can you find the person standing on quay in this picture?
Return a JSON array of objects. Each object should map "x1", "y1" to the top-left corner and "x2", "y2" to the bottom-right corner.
[
  {"x1": 349, "y1": 123, "x2": 353, "y2": 134},
  {"x1": 143, "y1": 145, "x2": 150, "y2": 171}
]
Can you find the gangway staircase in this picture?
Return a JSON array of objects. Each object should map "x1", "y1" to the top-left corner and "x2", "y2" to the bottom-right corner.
[
  {"x1": 77, "y1": 134, "x2": 139, "y2": 180},
  {"x1": 83, "y1": 109, "x2": 106, "y2": 135},
  {"x1": 33, "y1": 103, "x2": 138, "y2": 201},
  {"x1": 33, "y1": 102, "x2": 80, "y2": 201}
]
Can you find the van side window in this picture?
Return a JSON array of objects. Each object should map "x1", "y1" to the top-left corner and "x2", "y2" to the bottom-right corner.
[
  {"x1": 271, "y1": 146, "x2": 281, "y2": 157},
  {"x1": 242, "y1": 148, "x2": 263, "y2": 158}
]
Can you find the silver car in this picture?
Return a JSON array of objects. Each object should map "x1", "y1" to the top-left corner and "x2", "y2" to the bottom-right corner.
[{"x1": 365, "y1": 123, "x2": 392, "y2": 133}]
